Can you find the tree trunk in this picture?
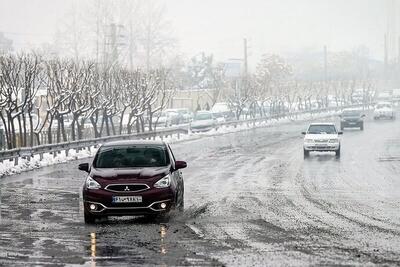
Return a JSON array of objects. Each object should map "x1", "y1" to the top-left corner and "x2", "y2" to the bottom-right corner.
[
  {"x1": 90, "y1": 115, "x2": 100, "y2": 138},
  {"x1": 8, "y1": 113, "x2": 17, "y2": 149},
  {"x1": 119, "y1": 107, "x2": 128, "y2": 135},
  {"x1": 71, "y1": 118, "x2": 77, "y2": 141},
  {"x1": 110, "y1": 117, "x2": 116, "y2": 136},
  {"x1": 60, "y1": 118, "x2": 67, "y2": 142},
  {"x1": 47, "y1": 116, "x2": 54, "y2": 144},
  {"x1": 28, "y1": 112, "x2": 34, "y2": 146}
]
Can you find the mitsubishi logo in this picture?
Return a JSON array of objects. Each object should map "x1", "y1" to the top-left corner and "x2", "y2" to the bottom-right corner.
[{"x1": 124, "y1": 186, "x2": 130, "y2": 191}]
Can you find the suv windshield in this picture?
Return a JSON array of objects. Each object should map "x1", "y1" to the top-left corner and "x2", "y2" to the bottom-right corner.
[
  {"x1": 94, "y1": 146, "x2": 168, "y2": 168},
  {"x1": 195, "y1": 113, "x2": 212, "y2": 120},
  {"x1": 308, "y1": 125, "x2": 337, "y2": 134},
  {"x1": 342, "y1": 110, "x2": 360, "y2": 117}
]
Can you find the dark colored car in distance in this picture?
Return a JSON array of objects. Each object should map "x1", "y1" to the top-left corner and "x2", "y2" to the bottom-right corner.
[
  {"x1": 340, "y1": 109, "x2": 366, "y2": 130},
  {"x1": 78, "y1": 140, "x2": 187, "y2": 223}
]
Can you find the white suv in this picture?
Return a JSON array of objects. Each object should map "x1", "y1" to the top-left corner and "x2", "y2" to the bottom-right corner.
[
  {"x1": 302, "y1": 123, "x2": 342, "y2": 158},
  {"x1": 373, "y1": 102, "x2": 395, "y2": 120}
]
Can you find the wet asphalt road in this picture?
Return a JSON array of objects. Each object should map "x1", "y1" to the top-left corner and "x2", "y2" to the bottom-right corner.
[{"x1": 1, "y1": 113, "x2": 400, "y2": 266}]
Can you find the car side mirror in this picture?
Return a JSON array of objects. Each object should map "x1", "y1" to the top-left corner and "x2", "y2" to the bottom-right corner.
[
  {"x1": 175, "y1": 161, "x2": 187, "y2": 170},
  {"x1": 78, "y1": 163, "x2": 90, "y2": 173},
  {"x1": 338, "y1": 131, "x2": 343, "y2": 135},
  {"x1": 301, "y1": 131, "x2": 306, "y2": 135}
]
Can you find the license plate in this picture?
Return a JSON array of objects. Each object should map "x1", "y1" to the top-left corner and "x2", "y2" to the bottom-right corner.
[{"x1": 112, "y1": 196, "x2": 142, "y2": 203}]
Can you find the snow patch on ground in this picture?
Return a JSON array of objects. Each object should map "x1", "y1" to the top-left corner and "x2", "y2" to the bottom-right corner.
[{"x1": 0, "y1": 148, "x2": 97, "y2": 177}]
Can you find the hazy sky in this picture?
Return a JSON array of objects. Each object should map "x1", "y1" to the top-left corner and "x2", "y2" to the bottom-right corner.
[{"x1": 0, "y1": 0, "x2": 390, "y2": 62}]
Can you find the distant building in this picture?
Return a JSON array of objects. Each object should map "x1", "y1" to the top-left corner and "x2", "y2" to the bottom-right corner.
[
  {"x1": 0, "y1": 32, "x2": 13, "y2": 54},
  {"x1": 224, "y1": 59, "x2": 243, "y2": 79}
]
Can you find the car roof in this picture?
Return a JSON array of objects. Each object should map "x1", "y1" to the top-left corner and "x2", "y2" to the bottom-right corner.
[
  {"x1": 101, "y1": 140, "x2": 167, "y2": 147},
  {"x1": 342, "y1": 108, "x2": 361, "y2": 112},
  {"x1": 309, "y1": 122, "x2": 335, "y2": 126}
]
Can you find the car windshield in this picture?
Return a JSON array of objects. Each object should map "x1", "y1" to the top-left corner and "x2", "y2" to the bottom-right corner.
[
  {"x1": 94, "y1": 146, "x2": 168, "y2": 168},
  {"x1": 342, "y1": 110, "x2": 360, "y2": 116},
  {"x1": 195, "y1": 113, "x2": 212, "y2": 120},
  {"x1": 308, "y1": 125, "x2": 337, "y2": 134}
]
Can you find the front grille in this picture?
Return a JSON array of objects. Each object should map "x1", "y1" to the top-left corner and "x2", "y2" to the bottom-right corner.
[
  {"x1": 314, "y1": 139, "x2": 327, "y2": 143},
  {"x1": 105, "y1": 184, "x2": 150, "y2": 193}
]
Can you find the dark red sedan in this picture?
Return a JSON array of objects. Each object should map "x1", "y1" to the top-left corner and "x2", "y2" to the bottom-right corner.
[{"x1": 78, "y1": 140, "x2": 186, "y2": 223}]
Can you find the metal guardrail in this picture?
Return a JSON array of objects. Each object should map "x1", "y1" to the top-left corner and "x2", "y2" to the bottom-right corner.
[
  {"x1": 0, "y1": 126, "x2": 188, "y2": 165},
  {"x1": 0, "y1": 105, "x2": 365, "y2": 166}
]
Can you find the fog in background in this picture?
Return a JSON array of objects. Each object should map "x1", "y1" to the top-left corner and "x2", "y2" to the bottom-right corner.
[{"x1": 0, "y1": 0, "x2": 389, "y2": 64}]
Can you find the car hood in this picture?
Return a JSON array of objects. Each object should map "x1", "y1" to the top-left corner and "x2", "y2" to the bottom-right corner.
[
  {"x1": 342, "y1": 116, "x2": 361, "y2": 120},
  {"x1": 90, "y1": 166, "x2": 170, "y2": 181},
  {"x1": 191, "y1": 120, "x2": 214, "y2": 127},
  {"x1": 305, "y1": 134, "x2": 339, "y2": 140}
]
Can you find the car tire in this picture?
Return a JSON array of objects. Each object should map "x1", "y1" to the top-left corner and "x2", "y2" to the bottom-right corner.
[
  {"x1": 303, "y1": 149, "x2": 310, "y2": 158},
  {"x1": 360, "y1": 124, "x2": 364, "y2": 131},
  {"x1": 340, "y1": 124, "x2": 344, "y2": 131},
  {"x1": 335, "y1": 148, "x2": 341, "y2": 158},
  {"x1": 84, "y1": 210, "x2": 97, "y2": 224}
]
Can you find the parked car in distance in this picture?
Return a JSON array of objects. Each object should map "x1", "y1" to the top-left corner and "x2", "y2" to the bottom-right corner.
[
  {"x1": 340, "y1": 109, "x2": 365, "y2": 130},
  {"x1": 376, "y1": 92, "x2": 392, "y2": 102},
  {"x1": 164, "y1": 109, "x2": 182, "y2": 125},
  {"x1": 392, "y1": 89, "x2": 400, "y2": 102},
  {"x1": 190, "y1": 110, "x2": 216, "y2": 132},
  {"x1": 174, "y1": 108, "x2": 193, "y2": 123},
  {"x1": 154, "y1": 110, "x2": 179, "y2": 127},
  {"x1": 79, "y1": 140, "x2": 187, "y2": 223},
  {"x1": 373, "y1": 102, "x2": 395, "y2": 120},
  {"x1": 302, "y1": 123, "x2": 342, "y2": 158},
  {"x1": 211, "y1": 102, "x2": 234, "y2": 122}
]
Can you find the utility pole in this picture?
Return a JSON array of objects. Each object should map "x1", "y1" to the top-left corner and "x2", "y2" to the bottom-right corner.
[
  {"x1": 241, "y1": 38, "x2": 248, "y2": 101},
  {"x1": 323, "y1": 45, "x2": 328, "y2": 84},
  {"x1": 243, "y1": 38, "x2": 248, "y2": 78},
  {"x1": 384, "y1": 34, "x2": 388, "y2": 80}
]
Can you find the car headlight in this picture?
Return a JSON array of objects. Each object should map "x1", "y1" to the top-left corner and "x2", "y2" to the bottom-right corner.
[
  {"x1": 304, "y1": 139, "x2": 314, "y2": 143},
  {"x1": 154, "y1": 174, "x2": 171, "y2": 188},
  {"x1": 86, "y1": 176, "x2": 101, "y2": 190},
  {"x1": 328, "y1": 139, "x2": 339, "y2": 143}
]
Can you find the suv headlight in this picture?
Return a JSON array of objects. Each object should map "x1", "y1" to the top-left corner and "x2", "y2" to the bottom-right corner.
[
  {"x1": 86, "y1": 176, "x2": 101, "y2": 190},
  {"x1": 154, "y1": 174, "x2": 171, "y2": 188},
  {"x1": 328, "y1": 139, "x2": 339, "y2": 143}
]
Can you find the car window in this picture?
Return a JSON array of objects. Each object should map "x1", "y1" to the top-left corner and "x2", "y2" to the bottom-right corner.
[
  {"x1": 308, "y1": 125, "x2": 337, "y2": 134},
  {"x1": 94, "y1": 146, "x2": 169, "y2": 168},
  {"x1": 342, "y1": 110, "x2": 360, "y2": 116},
  {"x1": 195, "y1": 113, "x2": 212, "y2": 120}
]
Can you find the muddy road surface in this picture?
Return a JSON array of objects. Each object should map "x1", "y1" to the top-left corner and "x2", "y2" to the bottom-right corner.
[{"x1": 1, "y1": 115, "x2": 400, "y2": 266}]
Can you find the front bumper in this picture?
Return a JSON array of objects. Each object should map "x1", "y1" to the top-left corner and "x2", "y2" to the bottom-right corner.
[
  {"x1": 190, "y1": 126, "x2": 214, "y2": 132},
  {"x1": 341, "y1": 120, "x2": 362, "y2": 127},
  {"x1": 374, "y1": 113, "x2": 393, "y2": 118},
  {"x1": 304, "y1": 143, "x2": 340, "y2": 151},
  {"x1": 83, "y1": 188, "x2": 175, "y2": 216}
]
